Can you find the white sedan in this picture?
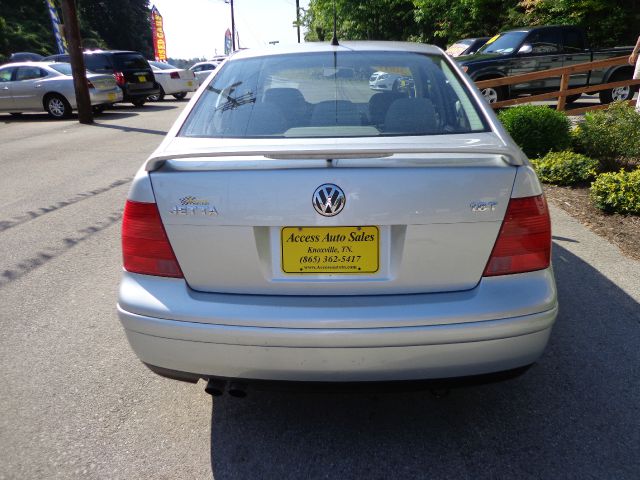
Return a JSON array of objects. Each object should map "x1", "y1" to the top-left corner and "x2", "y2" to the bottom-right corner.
[
  {"x1": 118, "y1": 42, "x2": 557, "y2": 396},
  {"x1": 189, "y1": 61, "x2": 222, "y2": 87},
  {"x1": 147, "y1": 61, "x2": 197, "y2": 101},
  {"x1": 0, "y1": 62, "x2": 122, "y2": 118}
]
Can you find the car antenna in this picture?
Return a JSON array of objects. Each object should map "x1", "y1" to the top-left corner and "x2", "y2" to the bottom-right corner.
[{"x1": 330, "y1": 0, "x2": 339, "y2": 46}]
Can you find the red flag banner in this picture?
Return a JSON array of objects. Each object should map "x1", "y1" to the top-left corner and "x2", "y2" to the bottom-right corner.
[{"x1": 151, "y1": 6, "x2": 167, "y2": 61}]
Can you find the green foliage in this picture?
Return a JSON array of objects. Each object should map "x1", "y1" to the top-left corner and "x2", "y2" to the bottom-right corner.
[
  {"x1": 0, "y1": 0, "x2": 56, "y2": 57},
  {"x1": 572, "y1": 101, "x2": 640, "y2": 171},
  {"x1": 303, "y1": 0, "x2": 419, "y2": 43},
  {"x1": 302, "y1": 0, "x2": 640, "y2": 49},
  {"x1": 590, "y1": 169, "x2": 640, "y2": 214},
  {"x1": 498, "y1": 105, "x2": 571, "y2": 158},
  {"x1": 79, "y1": 0, "x2": 154, "y2": 58},
  {"x1": 0, "y1": 0, "x2": 152, "y2": 59},
  {"x1": 531, "y1": 151, "x2": 599, "y2": 186}
]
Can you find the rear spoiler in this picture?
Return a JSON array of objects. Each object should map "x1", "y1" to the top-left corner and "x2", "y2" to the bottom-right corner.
[{"x1": 145, "y1": 146, "x2": 524, "y2": 171}]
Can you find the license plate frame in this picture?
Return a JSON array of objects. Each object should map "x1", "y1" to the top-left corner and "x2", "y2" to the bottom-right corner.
[{"x1": 281, "y1": 226, "x2": 379, "y2": 274}]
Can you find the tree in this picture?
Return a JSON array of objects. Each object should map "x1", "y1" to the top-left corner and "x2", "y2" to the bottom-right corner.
[
  {"x1": 303, "y1": 0, "x2": 419, "y2": 43},
  {"x1": 0, "y1": 0, "x2": 57, "y2": 58},
  {"x1": 303, "y1": 0, "x2": 640, "y2": 49},
  {"x1": 78, "y1": 0, "x2": 153, "y2": 57}
]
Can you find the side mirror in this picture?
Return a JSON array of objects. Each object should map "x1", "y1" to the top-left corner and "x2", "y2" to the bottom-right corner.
[{"x1": 518, "y1": 43, "x2": 533, "y2": 54}]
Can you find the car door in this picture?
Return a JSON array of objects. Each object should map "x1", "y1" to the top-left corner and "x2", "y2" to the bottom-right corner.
[
  {"x1": 12, "y1": 66, "x2": 50, "y2": 110},
  {"x1": 0, "y1": 66, "x2": 16, "y2": 111},
  {"x1": 508, "y1": 28, "x2": 562, "y2": 94},
  {"x1": 561, "y1": 28, "x2": 591, "y2": 88}
]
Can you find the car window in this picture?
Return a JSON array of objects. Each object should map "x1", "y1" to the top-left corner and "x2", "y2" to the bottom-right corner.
[
  {"x1": 180, "y1": 51, "x2": 488, "y2": 138},
  {"x1": 0, "y1": 67, "x2": 15, "y2": 82},
  {"x1": 84, "y1": 54, "x2": 113, "y2": 73},
  {"x1": 526, "y1": 29, "x2": 561, "y2": 54},
  {"x1": 15, "y1": 66, "x2": 48, "y2": 81},
  {"x1": 563, "y1": 30, "x2": 586, "y2": 53},
  {"x1": 478, "y1": 31, "x2": 528, "y2": 54},
  {"x1": 113, "y1": 53, "x2": 149, "y2": 70},
  {"x1": 150, "y1": 61, "x2": 177, "y2": 70},
  {"x1": 49, "y1": 63, "x2": 73, "y2": 75},
  {"x1": 446, "y1": 41, "x2": 472, "y2": 56}
]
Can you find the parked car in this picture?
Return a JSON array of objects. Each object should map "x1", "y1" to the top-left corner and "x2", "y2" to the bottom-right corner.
[
  {"x1": 0, "y1": 61, "x2": 122, "y2": 118},
  {"x1": 456, "y1": 25, "x2": 636, "y2": 104},
  {"x1": 44, "y1": 50, "x2": 160, "y2": 107},
  {"x1": 147, "y1": 61, "x2": 197, "y2": 101},
  {"x1": 118, "y1": 42, "x2": 557, "y2": 395},
  {"x1": 368, "y1": 70, "x2": 413, "y2": 92},
  {"x1": 445, "y1": 37, "x2": 490, "y2": 57},
  {"x1": 8, "y1": 52, "x2": 44, "y2": 63},
  {"x1": 189, "y1": 60, "x2": 223, "y2": 86}
]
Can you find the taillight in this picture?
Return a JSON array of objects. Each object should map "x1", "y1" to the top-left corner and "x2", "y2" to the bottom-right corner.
[
  {"x1": 113, "y1": 71, "x2": 125, "y2": 86},
  {"x1": 170, "y1": 71, "x2": 180, "y2": 79},
  {"x1": 483, "y1": 195, "x2": 551, "y2": 277},
  {"x1": 122, "y1": 200, "x2": 183, "y2": 278}
]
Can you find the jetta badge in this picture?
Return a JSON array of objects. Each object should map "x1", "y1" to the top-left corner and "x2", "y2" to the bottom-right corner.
[{"x1": 313, "y1": 184, "x2": 346, "y2": 217}]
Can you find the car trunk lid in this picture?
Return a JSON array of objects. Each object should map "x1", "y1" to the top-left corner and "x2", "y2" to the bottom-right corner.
[{"x1": 148, "y1": 134, "x2": 519, "y2": 295}]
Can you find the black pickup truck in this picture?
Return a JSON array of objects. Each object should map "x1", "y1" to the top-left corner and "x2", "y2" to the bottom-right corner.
[{"x1": 456, "y1": 25, "x2": 636, "y2": 105}]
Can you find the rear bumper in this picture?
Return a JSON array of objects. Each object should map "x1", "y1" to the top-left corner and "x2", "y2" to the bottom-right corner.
[
  {"x1": 89, "y1": 87, "x2": 123, "y2": 106},
  {"x1": 122, "y1": 83, "x2": 161, "y2": 101},
  {"x1": 117, "y1": 269, "x2": 558, "y2": 382},
  {"x1": 160, "y1": 78, "x2": 198, "y2": 95}
]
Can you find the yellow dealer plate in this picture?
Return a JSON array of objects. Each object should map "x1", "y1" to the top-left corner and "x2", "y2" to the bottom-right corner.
[
  {"x1": 108, "y1": 92, "x2": 117, "y2": 101},
  {"x1": 281, "y1": 226, "x2": 379, "y2": 274},
  {"x1": 137, "y1": 75, "x2": 146, "y2": 82},
  {"x1": 187, "y1": 81, "x2": 193, "y2": 87}
]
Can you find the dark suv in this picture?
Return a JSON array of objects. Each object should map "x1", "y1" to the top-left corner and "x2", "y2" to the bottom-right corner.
[{"x1": 44, "y1": 50, "x2": 160, "y2": 107}]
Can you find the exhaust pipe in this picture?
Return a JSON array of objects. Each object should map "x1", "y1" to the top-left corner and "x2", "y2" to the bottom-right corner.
[
  {"x1": 205, "y1": 379, "x2": 226, "y2": 396},
  {"x1": 227, "y1": 382, "x2": 248, "y2": 398}
]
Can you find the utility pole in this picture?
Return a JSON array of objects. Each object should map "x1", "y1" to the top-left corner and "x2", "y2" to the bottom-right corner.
[
  {"x1": 230, "y1": 0, "x2": 236, "y2": 51},
  {"x1": 60, "y1": 0, "x2": 92, "y2": 124},
  {"x1": 296, "y1": 0, "x2": 300, "y2": 43}
]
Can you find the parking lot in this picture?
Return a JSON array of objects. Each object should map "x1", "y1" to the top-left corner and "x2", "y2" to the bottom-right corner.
[{"x1": 1, "y1": 100, "x2": 639, "y2": 479}]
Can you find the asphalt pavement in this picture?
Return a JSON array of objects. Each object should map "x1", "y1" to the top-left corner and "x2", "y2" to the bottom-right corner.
[{"x1": 0, "y1": 101, "x2": 638, "y2": 480}]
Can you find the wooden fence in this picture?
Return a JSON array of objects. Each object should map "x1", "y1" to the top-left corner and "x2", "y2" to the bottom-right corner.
[{"x1": 474, "y1": 55, "x2": 640, "y2": 114}]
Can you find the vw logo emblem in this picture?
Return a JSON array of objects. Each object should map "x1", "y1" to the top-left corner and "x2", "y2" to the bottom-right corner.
[{"x1": 313, "y1": 184, "x2": 346, "y2": 217}]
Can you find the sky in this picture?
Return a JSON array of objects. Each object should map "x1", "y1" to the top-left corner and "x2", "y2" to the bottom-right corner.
[{"x1": 150, "y1": 0, "x2": 310, "y2": 59}]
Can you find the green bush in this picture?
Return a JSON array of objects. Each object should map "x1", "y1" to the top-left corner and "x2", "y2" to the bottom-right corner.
[
  {"x1": 498, "y1": 105, "x2": 571, "y2": 159},
  {"x1": 531, "y1": 151, "x2": 599, "y2": 186},
  {"x1": 573, "y1": 101, "x2": 640, "y2": 170},
  {"x1": 590, "y1": 169, "x2": 640, "y2": 214}
]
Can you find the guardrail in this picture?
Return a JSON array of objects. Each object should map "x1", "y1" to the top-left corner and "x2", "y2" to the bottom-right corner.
[{"x1": 474, "y1": 55, "x2": 640, "y2": 114}]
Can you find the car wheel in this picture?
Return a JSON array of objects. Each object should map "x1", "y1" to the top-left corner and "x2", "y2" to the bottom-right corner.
[
  {"x1": 173, "y1": 92, "x2": 188, "y2": 100},
  {"x1": 599, "y1": 71, "x2": 635, "y2": 104},
  {"x1": 148, "y1": 87, "x2": 165, "y2": 102},
  {"x1": 480, "y1": 86, "x2": 507, "y2": 104},
  {"x1": 45, "y1": 94, "x2": 72, "y2": 119},
  {"x1": 132, "y1": 98, "x2": 146, "y2": 108},
  {"x1": 93, "y1": 105, "x2": 106, "y2": 114}
]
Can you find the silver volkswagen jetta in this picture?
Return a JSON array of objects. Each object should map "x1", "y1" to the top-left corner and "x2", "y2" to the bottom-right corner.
[{"x1": 117, "y1": 42, "x2": 558, "y2": 392}]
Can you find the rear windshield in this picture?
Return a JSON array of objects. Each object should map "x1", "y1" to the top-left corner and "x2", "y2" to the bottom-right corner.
[
  {"x1": 49, "y1": 63, "x2": 73, "y2": 75},
  {"x1": 113, "y1": 53, "x2": 150, "y2": 70},
  {"x1": 180, "y1": 51, "x2": 489, "y2": 139},
  {"x1": 84, "y1": 54, "x2": 113, "y2": 73},
  {"x1": 150, "y1": 61, "x2": 178, "y2": 70}
]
